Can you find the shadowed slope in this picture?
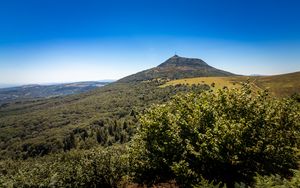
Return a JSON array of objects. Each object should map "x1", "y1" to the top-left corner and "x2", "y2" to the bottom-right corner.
[{"x1": 118, "y1": 55, "x2": 235, "y2": 82}]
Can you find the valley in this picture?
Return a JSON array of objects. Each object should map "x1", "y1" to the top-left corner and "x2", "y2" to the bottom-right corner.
[{"x1": 0, "y1": 81, "x2": 110, "y2": 104}]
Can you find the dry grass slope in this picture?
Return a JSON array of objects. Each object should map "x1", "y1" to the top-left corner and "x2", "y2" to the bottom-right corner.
[
  {"x1": 162, "y1": 71, "x2": 300, "y2": 97},
  {"x1": 252, "y1": 71, "x2": 300, "y2": 97},
  {"x1": 162, "y1": 76, "x2": 243, "y2": 90}
]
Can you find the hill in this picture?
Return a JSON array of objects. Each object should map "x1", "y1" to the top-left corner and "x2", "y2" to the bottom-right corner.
[
  {"x1": 0, "y1": 80, "x2": 208, "y2": 159},
  {"x1": 0, "y1": 55, "x2": 299, "y2": 187},
  {"x1": 162, "y1": 71, "x2": 300, "y2": 97},
  {"x1": 0, "y1": 55, "x2": 298, "y2": 159},
  {"x1": 0, "y1": 81, "x2": 109, "y2": 104},
  {"x1": 0, "y1": 55, "x2": 231, "y2": 159},
  {"x1": 118, "y1": 55, "x2": 235, "y2": 82},
  {"x1": 251, "y1": 71, "x2": 300, "y2": 97}
]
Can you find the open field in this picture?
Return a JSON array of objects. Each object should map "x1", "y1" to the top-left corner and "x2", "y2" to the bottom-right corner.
[
  {"x1": 162, "y1": 71, "x2": 300, "y2": 97},
  {"x1": 252, "y1": 72, "x2": 300, "y2": 97},
  {"x1": 162, "y1": 76, "x2": 244, "y2": 90}
]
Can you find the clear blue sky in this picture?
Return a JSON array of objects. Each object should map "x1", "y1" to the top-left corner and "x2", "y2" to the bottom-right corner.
[{"x1": 0, "y1": 0, "x2": 300, "y2": 85}]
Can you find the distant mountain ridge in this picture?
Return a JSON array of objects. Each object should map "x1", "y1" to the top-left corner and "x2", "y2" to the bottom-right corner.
[
  {"x1": 0, "y1": 81, "x2": 110, "y2": 104},
  {"x1": 118, "y1": 55, "x2": 235, "y2": 82}
]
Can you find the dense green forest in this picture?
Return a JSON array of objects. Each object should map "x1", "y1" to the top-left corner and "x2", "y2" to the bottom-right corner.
[
  {"x1": 0, "y1": 79, "x2": 209, "y2": 159},
  {"x1": 0, "y1": 83, "x2": 299, "y2": 187}
]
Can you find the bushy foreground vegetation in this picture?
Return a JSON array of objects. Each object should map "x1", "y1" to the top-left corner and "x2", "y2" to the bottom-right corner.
[
  {"x1": 0, "y1": 145, "x2": 129, "y2": 187},
  {"x1": 130, "y1": 84, "x2": 300, "y2": 187},
  {"x1": 0, "y1": 85, "x2": 299, "y2": 187}
]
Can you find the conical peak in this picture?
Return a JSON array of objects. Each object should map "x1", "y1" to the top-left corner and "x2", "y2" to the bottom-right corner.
[
  {"x1": 118, "y1": 55, "x2": 235, "y2": 83},
  {"x1": 158, "y1": 55, "x2": 208, "y2": 68}
]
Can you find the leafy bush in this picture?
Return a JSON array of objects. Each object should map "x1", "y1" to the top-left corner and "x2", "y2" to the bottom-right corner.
[
  {"x1": 0, "y1": 145, "x2": 129, "y2": 187},
  {"x1": 130, "y1": 84, "x2": 300, "y2": 187}
]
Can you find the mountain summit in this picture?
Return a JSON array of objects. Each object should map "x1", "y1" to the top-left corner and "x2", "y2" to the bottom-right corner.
[
  {"x1": 118, "y1": 55, "x2": 235, "y2": 82},
  {"x1": 158, "y1": 55, "x2": 208, "y2": 68}
]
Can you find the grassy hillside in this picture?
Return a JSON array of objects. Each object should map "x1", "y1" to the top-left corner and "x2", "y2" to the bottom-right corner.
[
  {"x1": 161, "y1": 71, "x2": 300, "y2": 97},
  {"x1": 252, "y1": 71, "x2": 300, "y2": 97},
  {"x1": 162, "y1": 76, "x2": 243, "y2": 89}
]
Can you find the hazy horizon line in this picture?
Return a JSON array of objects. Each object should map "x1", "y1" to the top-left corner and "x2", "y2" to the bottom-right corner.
[
  {"x1": 0, "y1": 79, "x2": 116, "y2": 89},
  {"x1": 2, "y1": 69, "x2": 300, "y2": 89}
]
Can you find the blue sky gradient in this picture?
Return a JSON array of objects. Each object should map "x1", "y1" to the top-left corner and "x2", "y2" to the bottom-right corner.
[{"x1": 0, "y1": 0, "x2": 300, "y2": 84}]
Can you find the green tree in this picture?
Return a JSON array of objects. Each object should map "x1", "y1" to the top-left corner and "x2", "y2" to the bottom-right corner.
[
  {"x1": 130, "y1": 85, "x2": 300, "y2": 187},
  {"x1": 0, "y1": 145, "x2": 130, "y2": 188}
]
